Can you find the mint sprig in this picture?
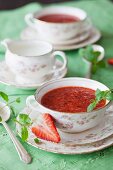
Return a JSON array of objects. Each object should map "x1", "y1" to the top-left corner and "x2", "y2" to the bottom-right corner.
[
  {"x1": 0, "y1": 92, "x2": 21, "y2": 117},
  {"x1": 15, "y1": 114, "x2": 32, "y2": 142},
  {"x1": 87, "y1": 88, "x2": 113, "y2": 112},
  {"x1": 79, "y1": 45, "x2": 106, "y2": 74}
]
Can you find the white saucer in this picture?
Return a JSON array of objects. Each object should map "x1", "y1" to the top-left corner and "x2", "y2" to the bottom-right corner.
[
  {"x1": 21, "y1": 27, "x2": 101, "y2": 51},
  {"x1": 16, "y1": 106, "x2": 113, "y2": 154},
  {"x1": 0, "y1": 60, "x2": 67, "y2": 90},
  {"x1": 54, "y1": 28, "x2": 101, "y2": 50},
  {"x1": 21, "y1": 26, "x2": 90, "y2": 45}
]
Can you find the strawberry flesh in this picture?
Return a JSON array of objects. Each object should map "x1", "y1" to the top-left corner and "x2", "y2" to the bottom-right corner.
[{"x1": 32, "y1": 113, "x2": 60, "y2": 143}]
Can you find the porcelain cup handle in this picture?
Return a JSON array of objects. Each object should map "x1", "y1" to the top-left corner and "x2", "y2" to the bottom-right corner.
[
  {"x1": 26, "y1": 95, "x2": 40, "y2": 112},
  {"x1": 1, "y1": 38, "x2": 12, "y2": 48},
  {"x1": 25, "y1": 13, "x2": 35, "y2": 28},
  {"x1": 46, "y1": 51, "x2": 67, "y2": 77},
  {"x1": 53, "y1": 51, "x2": 67, "y2": 71}
]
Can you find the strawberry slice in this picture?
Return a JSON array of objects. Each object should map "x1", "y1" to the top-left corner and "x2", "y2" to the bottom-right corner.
[
  {"x1": 32, "y1": 113, "x2": 60, "y2": 143},
  {"x1": 108, "y1": 58, "x2": 113, "y2": 65}
]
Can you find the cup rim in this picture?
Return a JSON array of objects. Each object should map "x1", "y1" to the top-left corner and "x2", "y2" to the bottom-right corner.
[
  {"x1": 7, "y1": 40, "x2": 53, "y2": 57},
  {"x1": 35, "y1": 77, "x2": 111, "y2": 115},
  {"x1": 32, "y1": 6, "x2": 87, "y2": 25}
]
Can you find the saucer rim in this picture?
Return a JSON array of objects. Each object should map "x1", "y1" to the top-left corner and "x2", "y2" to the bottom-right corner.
[
  {"x1": 16, "y1": 106, "x2": 113, "y2": 154},
  {"x1": 21, "y1": 25, "x2": 92, "y2": 45},
  {"x1": 21, "y1": 27, "x2": 101, "y2": 51},
  {"x1": 0, "y1": 60, "x2": 67, "y2": 90},
  {"x1": 53, "y1": 27, "x2": 101, "y2": 50}
]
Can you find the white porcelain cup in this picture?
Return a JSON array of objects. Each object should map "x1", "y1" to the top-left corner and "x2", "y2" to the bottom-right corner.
[
  {"x1": 1, "y1": 39, "x2": 67, "y2": 84},
  {"x1": 26, "y1": 78, "x2": 112, "y2": 133},
  {"x1": 25, "y1": 6, "x2": 92, "y2": 42}
]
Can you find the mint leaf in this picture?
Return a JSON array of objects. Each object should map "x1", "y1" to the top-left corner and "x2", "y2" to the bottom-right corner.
[
  {"x1": 10, "y1": 106, "x2": 17, "y2": 117},
  {"x1": 16, "y1": 97, "x2": 21, "y2": 103},
  {"x1": 0, "y1": 92, "x2": 9, "y2": 102},
  {"x1": 93, "y1": 51, "x2": 101, "y2": 60},
  {"x1": 98, "y1": 60, "x2": 106, "y2": 68},
  {"x1": 34, "y1": 138, "x2": 39, "y2": 144},
  {"x1": 19, "y1": 114, "x2": 32, "y2": 126},
  {"x1": 0, "y1": 116, "x2": 2, "y2": 122},
  {"x1": 106, "y1": 92, "x2": 113, "y2": 100},
  {"x1": 79, "y1": 45, "x2": 105, "y2": 75},
  {"x1": 21, "y1": 126, "x2": 28, "y2": 142},
  {"x1": 87, "y1": 88, "x2": 113, "y2": 112},
  {"x1": 79, "y1": 48, "x2": 85, "y2": 57},
  {"x1": 91, "y1": 64, "x2": 98, "y2": 74},
  {"x1": 95, "y1": 88, "x2": 101, "y2": 96},
  {"x1": 95, "y1": 90, "x2": 108, "y2": 102},
  {"x1": 87, "y1": 102, "x2": 97, "y2": 112},
  {"x1": 16, "y1": 114, "x2": 32, "y2": 142}
]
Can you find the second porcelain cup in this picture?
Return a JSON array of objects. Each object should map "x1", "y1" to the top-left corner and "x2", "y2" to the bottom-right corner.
[
  {"x1": 25, "y1": 6, "x2": 91, "y2": 42},
  {"x1": 1, "y1": 39, "x2": 67, "y2": 84}
]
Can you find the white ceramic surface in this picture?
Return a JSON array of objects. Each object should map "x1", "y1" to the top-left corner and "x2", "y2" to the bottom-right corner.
[
  {"x1": 16, "y1": 105, "x2": 113, "y2": 154},
  {"x1": 21, "y1": 26, "x2": 90, "y2": 45},
  {"x1": 21, "y1": 27, "x2": 101, "y2": 50},
  {"x1": 0, "y1": 60, "x2": 67, "y2": 90},
  {"x1": 26, "y1": 78, "x2": 112, "y2": 133},
  {"x1": 1, "y1": 39, "x2": 67, "y2": 83},
  {"x1": 54, "y1": 28, "x2": 101, "y2": 50},
  {"x1": 25, "y1": 6, "x2": 91, "y2": 42}
]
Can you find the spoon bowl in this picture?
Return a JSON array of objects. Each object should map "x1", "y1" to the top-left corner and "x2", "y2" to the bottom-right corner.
[
  {"x1": 0, "y1": 101, "x2": 32, "y2": 164},
  {"x1": 0, "y1": 102, "x2": 10, "y2": 122}
]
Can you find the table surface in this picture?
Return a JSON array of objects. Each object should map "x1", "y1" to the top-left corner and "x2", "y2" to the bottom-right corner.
[{"x1": 0, "y1": 0, "x2": 113, "y2": 169}]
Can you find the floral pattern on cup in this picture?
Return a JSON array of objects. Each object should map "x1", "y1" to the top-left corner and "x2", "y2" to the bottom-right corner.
[
  {"x1": 16, "y1": 105, "x2": 113, "y2": 154},
  {"x1": 26, "y1": 78, "x2": 112, "y2": 133},
  {"x1": 1, "y1": 39, "x2": 67, "y2": 84}
]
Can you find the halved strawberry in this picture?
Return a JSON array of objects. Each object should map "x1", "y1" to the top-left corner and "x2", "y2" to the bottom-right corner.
[
  {"x1": 32, "y1": 113, "x2": 60, "y2": 143},
  {"x1": 108, "y1": 58, "x2": 113, "y2": 65}
]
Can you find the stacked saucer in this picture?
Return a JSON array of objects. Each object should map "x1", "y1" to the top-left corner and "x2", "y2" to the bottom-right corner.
[
  {"x1": 16, "y1": 99, "x2": 113, "y2": 154},
  {"x1": 21, "y1": 6, "x2": 101, "y2": 50}
]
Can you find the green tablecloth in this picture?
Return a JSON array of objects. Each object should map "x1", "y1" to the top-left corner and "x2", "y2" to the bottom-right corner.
[{"x1": 0, "y1": 0, "x2": 113, "y2": 169}]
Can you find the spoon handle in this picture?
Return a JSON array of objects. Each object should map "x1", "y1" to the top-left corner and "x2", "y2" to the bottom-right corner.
[{"x1": 2, "y1": 122, "x2": 32, "y2": 164}]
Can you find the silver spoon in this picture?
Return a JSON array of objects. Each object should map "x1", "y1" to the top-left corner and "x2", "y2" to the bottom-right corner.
[{"x1": 0, "y1": 102, "x2": 32, "y2": 164}]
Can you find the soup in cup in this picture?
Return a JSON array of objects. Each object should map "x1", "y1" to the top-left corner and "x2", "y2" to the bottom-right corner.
[
  {"x1": 26, "y1": 78, "x2": 111, "y2": 133},
  {"x1": 25, "y1": 6, "x2": 91, "y2": 42}
]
